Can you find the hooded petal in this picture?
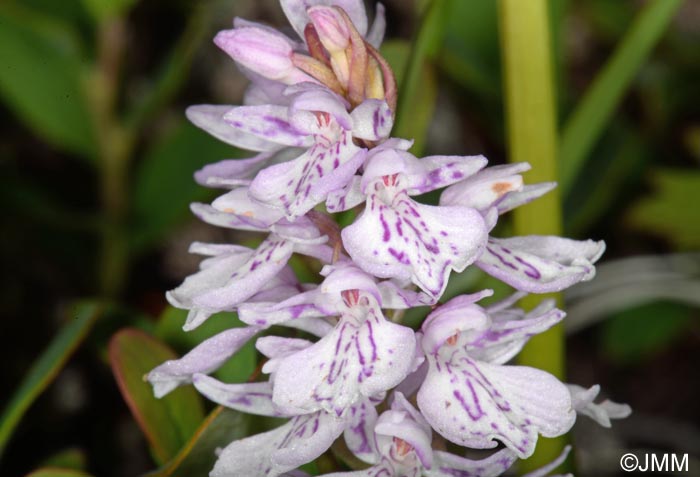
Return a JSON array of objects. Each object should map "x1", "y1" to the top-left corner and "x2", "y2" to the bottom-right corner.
[
  {"x1": 476, "y1": 236, "x2": 605, "y2": 293},
  {"x1": 350, "y1": 99, "x2": 393, "y2": 141},
  {"x1": 568, "y1": 384, "x2": 631, "y2": 428},
  {"x1": 417, "y1": 355, "x2": 575, "y2": 458},
  {"x1": 211, "y1": 411, "x2": 345, "y2": 477},
  {"x1": 361, "y1": 148, "x2": 487, "y2": 196},
  {"x1": 375, "y1": 393, "x2": 433, "y2": 469},
  {"x1": 147, "y1": 326, "x2": 259, "y2": 397},
  {"x1": 186, "y1": 105, "x2": 287, "y2": 152},
  {"x1": 249, "y1": 131, "x2": 366, "y2": 218},
  {"x1": 342, "y1": 192, "x2": 486, "y2": 299},
  {"x1": 272, "y1": 296, "x2": 416, "y2": 416},
  {"x1": 192, "y1": 374, "x2": 286, "y2": 416}
]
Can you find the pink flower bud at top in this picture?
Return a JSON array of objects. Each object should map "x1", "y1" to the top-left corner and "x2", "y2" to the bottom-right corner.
[
  {"x1": 307, "y1": 6, "x2": 351, "y2": 54},
  {"x1": 214, "y1": 27, "x2": 305, "y2": 83}
]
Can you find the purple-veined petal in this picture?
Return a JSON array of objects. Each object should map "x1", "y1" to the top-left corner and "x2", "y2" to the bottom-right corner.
[
  {"x1": 327, "y1": 175, "x2": 365, "y2": 212},
  {"x1": 440, "y1": 163, "x2": 530, "y2": 211},
  {"x1": 344, "y1": 398, "x2": 380, "y2": 464},
  {"x1": 289, "y1": 87, "x2": 353, "y2": 133},
  {"x1": 467, "y1": 298, "x2": 565, "y2": 365},
  {"x1": 194, "y1": 149, "x2": 300, "y2": 189},
  {"x1": 427, "y1": 447, "x2": 518, "y2": 477},
  {"x1": 186, "y1": 105, "x2": 287, "y2": 152},
  {"x1": 189, "y1": 236, "x2": 295, "y2": 325},
  {"x1": 249, "y1": 132, "x2": 366, "y2": 218},
  {"x1": 272, "y1": 297, "x2": 416, "y2": 416},
  {"x1": 281, "y1": 0, "x2": 369, "y2": 39},
  {"x1": 366, "y1": 3, "x2": 386, "y2": 48},
  {"x1": 192, "y1": 374, "x2": 285, "y2": 416},
  {"x1": 210, "y1": 411, "x2": 346, "y2": 477},
  {"x1": 350, "y1": 99, "x2": 393, "y2": 141},
  {"x1": 224, "y1": 104, "x2": 313, "y2": 149},
  {"x1": 476, "y1": 236, "x2": 605, "y2": 293},
  {"x1": 376, "y1": 280, "x2": 434, "y2": 308},
  {"x1": 215, "y1": 27, "x2": 314, "y2": 84},
  {"x1": 568, "y1": 384, "x2": 631, "y2": 428},
  {"x1": 343, "y1": 192, "x2": 487, "y2": 299},
  {"x1": 147, "y1": 326, "x2": 260, "y2": 398},
  {"x1": 166, "y1": 243, "x2": 254, "y2": 329},
  {"x1": 417, "y1": 354, "x2": 575, "y2": 458}
]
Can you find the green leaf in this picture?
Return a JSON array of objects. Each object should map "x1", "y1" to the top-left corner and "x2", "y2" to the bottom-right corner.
[
  {"x1": 154, "y1": 308, "x2": 257, "y2": 385},
  {"x1": 146, "y1": 407, "x2": 248, "y2": 477},
  {"x1": 80, "y1": 0, "x2": 139, "y2": 21},
  {"x1": 393, "y1": 0, "x2": 447, "y2": 156},
  {"x1": 109, "y1": 328, "x2": 205, "y2": 465},
  {"x1": 601, "y1": 301, "x2": 692, "y2": 364},
  {"x1": 130, "y1": 121, "x2": 243, "y2": 252},
  {"x1": 559, "y1": 0, "x2": 682, "y2": 194},
  {"x1": 25, "y1": 468, "x2": 93, "y2": 477},
  {"x1": 382, "y1": 40, "x2": 438, "y2": 157},
  {"x1": 39, "y1": 448, "x2": 88, "y2": 471},
  {"x1": 626, "y1": 169, "x2": 700, "y2": 249},
  {"x1": 0, "y1": 301, "x2": 103, "y2": 459},
  {"x1": 0, "y1": 4, "x2": 96, "y2": 157}
]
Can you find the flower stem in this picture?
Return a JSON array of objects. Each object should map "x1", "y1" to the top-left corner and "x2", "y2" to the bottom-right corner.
[
  {"x1": 87, "y1": 16, "x2": 133, "y2": 298},
  {"x1": 498, "y1": 0, "x2": 567, "y2": 472}
]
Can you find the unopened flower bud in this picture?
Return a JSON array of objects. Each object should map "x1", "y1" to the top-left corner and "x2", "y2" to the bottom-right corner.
[
  {"x1": 215, "y1": 27, "x2": 310, "y2": 84},
  {"x1": 308, "y1": 6, "x2": 351, "y2": 54}
]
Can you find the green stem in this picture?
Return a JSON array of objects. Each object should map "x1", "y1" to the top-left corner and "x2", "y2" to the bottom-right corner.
[
  {"x1": 559, "y1": 0, "x2": 682, "y2": 195},
  {"x1": 498, "y1": 0, "x2": 567, "y2": 472},
  {"x1": 87, "y1": 16, "x2": 133, "y2": 298}
]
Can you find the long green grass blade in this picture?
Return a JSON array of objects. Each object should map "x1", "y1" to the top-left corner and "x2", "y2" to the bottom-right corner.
[
  {"x1": 0, "y1": 301, "x2": 103, "y2": 459},
  {"x1": 498, "y1": 0, "x2": 567, "y2": 472},
  {"x1": 559, "y1": 0, "x2": 683, "y2": 194}
]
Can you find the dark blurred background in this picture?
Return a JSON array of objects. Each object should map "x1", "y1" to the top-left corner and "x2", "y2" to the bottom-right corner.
[{"x1": 1, "y1": 0, "x2": 698, "y2": 476}]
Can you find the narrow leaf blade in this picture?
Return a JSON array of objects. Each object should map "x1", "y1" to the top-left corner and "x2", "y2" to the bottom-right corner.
[{"x1": 0, "y1": 301, "x2": 102, "y2": 458}]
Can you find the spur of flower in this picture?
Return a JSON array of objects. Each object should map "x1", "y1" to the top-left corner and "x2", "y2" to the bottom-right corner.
[{"x1": 148, "y1": 1, "x2": 630, "y2": 476}]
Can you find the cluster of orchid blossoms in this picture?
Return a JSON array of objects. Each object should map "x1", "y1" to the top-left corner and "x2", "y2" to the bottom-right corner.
[{"x1": 147, "y1": 1, "x2": 631, "y2": 476}]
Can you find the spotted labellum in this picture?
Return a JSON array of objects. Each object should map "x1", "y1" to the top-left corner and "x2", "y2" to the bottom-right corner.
[{"x1": 148, "y1": 1, "x2": 629, "y2": 476}]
